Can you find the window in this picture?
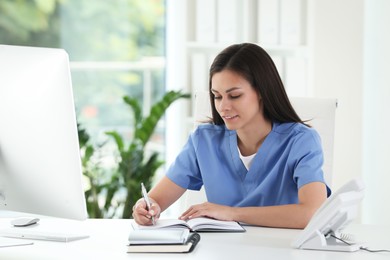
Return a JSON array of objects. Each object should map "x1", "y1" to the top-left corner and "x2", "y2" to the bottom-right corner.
[{"x1": 0, "y1": 0, "x2": 166, "y2": 162}]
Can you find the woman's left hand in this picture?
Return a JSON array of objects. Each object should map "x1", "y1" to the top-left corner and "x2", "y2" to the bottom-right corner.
[{"x1": 179, "y1": 202, "x2": 235, "y2": 221}]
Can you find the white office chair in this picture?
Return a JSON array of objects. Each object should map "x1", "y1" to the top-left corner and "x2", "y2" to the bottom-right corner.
[{"x1": 181, "y1": 91, "x2": 337, "y2": 210}]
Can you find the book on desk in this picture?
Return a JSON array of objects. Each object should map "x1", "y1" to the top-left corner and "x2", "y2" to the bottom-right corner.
[
  {"x1": 127, "y1": 229, "x2": 201, "y2": 253},
  {"x1": 131, "y1": 217, "x2": 245, "y2": 232}
]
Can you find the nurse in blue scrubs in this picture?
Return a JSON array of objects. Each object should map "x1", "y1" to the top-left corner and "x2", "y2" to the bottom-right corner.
[{"x1": 133, "y1": 43, "x2": 330, "y2": 229}]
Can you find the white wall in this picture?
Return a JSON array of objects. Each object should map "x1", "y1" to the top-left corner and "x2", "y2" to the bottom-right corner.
[
  {"x1": 362, "y1": 0, "x2": 390, "y2": 225},
  {"x1": 164, "y1": 0, "x2": 192, "y2": 217},
  {"x1": 308, "y1": 0, "x2": 364, "y2": 190},
  {"x1": 309, "y1": 0, "x2": 390, "y2": 225},
  {"x1": 165, "y1": 0, "x2": 190, "y2": 167}
]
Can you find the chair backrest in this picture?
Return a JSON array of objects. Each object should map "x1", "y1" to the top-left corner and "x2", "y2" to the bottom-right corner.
[{"x1": 182, "y1": 91, "x2": 337, "y2": 209}]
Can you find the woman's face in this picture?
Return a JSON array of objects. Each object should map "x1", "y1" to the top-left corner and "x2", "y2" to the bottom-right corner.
[{"x1": 211, "y1": 70, "x2": 263, "y2": 131}]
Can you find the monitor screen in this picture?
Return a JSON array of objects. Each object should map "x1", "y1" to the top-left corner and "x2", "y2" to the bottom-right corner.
[{"x1": 0, "y1": 44, "x2": 87, "y2": 220}]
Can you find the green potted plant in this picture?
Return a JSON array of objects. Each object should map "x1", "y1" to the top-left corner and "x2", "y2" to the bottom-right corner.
[
  {"x1": 78, "y1": 123, "x2": 114, "y2": 218},
  {"x1": 79, "y1": 90, "x2": 190, "y2": 218}
]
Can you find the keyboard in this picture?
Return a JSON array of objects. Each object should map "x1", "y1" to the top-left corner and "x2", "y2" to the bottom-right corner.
[
  {"x1": 0, "y1": 237, "x2": 33, "y2": 248},
  {"x1": 0, "y1": 228, "x2": 89, "y2": 242}
]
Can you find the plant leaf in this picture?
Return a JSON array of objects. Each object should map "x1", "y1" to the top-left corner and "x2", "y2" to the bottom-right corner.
[
  {"x1": 135, "y1": 90, "x2": 190, "y2": 145},
  {"x1": 123, "y1": 96, "x2": 142, "y2": 128},
  {"x1": 106, "y1": 131, "x2": 124, "y2": 153}
]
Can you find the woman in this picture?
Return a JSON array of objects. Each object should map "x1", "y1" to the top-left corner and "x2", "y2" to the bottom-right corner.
[{"x1": 133, "y1": 43, "x2": 330, "y2": 229}]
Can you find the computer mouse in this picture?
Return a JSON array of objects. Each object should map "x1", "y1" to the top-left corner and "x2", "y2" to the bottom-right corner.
[{"x1": 10, "y1": 217, "x2": 40, "y2": 227}]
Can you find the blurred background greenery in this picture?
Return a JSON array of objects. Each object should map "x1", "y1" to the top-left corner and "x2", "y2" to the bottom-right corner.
[{"x1": 0, "y1": 0, "x2": 166, "y2": 142}]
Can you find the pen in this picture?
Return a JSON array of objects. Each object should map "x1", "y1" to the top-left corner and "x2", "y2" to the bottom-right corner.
[{"x1": 141, "y1": 182, "x2": 155, "y2": 225}]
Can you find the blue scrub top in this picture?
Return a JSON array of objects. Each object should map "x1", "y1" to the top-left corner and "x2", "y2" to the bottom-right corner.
[{"x1": 166, "y1": 122, "x2": 331, "y2": 207}]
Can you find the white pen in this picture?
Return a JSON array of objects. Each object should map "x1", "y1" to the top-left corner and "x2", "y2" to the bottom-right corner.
[{"x1": 141, "y1": 182, "x2": 155, "y2": 225}]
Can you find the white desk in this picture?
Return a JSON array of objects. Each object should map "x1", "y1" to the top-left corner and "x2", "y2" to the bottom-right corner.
[{"x1": 0, "y1": 218, "x2": 389, "y2": 260}]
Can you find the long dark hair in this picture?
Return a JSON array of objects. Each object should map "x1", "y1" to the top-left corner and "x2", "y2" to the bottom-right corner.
[{"x1": 209, "y1": 43, "x2": 307, "y2": 126}]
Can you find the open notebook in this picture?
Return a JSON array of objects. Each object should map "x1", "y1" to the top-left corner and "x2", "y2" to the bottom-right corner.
[{"x1": 132, "y1": 217, "x2": 245, "y2": 232}]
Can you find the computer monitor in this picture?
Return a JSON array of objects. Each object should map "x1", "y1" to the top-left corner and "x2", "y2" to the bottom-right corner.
[
  {"x1": 0, "y1": 44, "x2": 87, "y2": 221},
  {"x1": 291, "y1": 178, "x2": 365, "y2": 252}
]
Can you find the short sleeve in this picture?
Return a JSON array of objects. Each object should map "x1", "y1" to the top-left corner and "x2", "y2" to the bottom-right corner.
[
  {"x1": 165, "y1": 129, "x2": 203, "y2": 190},
  {"x1": 291, "y1": 128, "x2": 330, "y2": 196}
]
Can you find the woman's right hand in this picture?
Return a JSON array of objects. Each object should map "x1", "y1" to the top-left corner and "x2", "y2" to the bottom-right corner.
[{"x1": 132, "y1": 197, "x2": 161, "y2": 225}]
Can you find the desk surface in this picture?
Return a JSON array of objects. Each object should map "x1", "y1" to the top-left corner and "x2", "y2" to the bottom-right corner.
[{"x1": 0, "y1": 218, "x2": 389, "y2": 260}]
